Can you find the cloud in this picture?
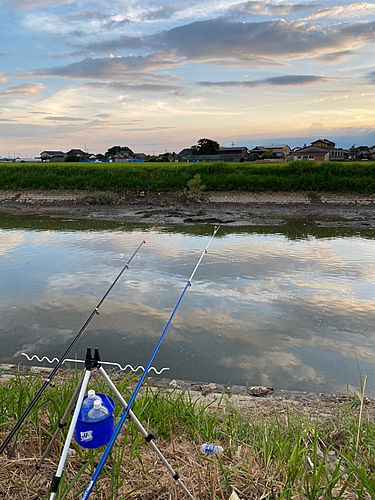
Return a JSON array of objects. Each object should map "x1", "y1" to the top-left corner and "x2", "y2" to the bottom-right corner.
[
  {"x1": 10, "y1": 0, "x2": 79, "y2": 9},
  {"x1": 31, "y1": 54, "x2": 180, "y2": 80},
  {"x1": 143, "y1": 5, "x2": 185, "y2": 21},
  {"x1": 231, "y1": 1, "x2": 323, "y2": 17},
  {"x1": 199, "y1": 75, "x2": 332, "y2": 87},
  {"x1": 305, "y1": 2, "x2": 375, "y2": 21},
  {"x1": 366, "y1": 71, "x2": 375, "y2": 83},
  {"x1": 69, "y1": 36, "x2": 146, "y2": 57},
  {"x1": 121, "y1": 126, "x2": 175, "y2": 132},
  {"x1": 0, "y1": 82, "x2": 45, "y2": 96},
  {"x1": 155, "y1": 19, "x2": 375, "y2": 61},
  {"x1": 95, "y1": 113, "x2": 115, "y2": 119},
  {"x1": 85, "y1": 80, "x2": 184, "y2": 93},
  {"x1": 0, "y1": 72, "x2": 8, "y2": 83},
  {"x1": 307, "y1": 122, "x2": 327, "y2": 136},
  {"x1": 70, "y1": 18, "x2": 375, "y2": 67},
  {"x1": 0, "y1": 53, "x2": 10, "y2": 57},
  {"x1": 44, "y1": 116, "x2": 91, "y2": 121},
  {"x1": 0, "y1": 234, "x2": 25, "y2": 256},
  {"x1": 316, "y1": 50, "x2": 355, "y2": 63}
]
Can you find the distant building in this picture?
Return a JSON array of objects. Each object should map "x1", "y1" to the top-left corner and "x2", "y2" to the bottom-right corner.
[
  {"x1": 15, "y1": 157, "x2": 42, "y2": 162},
  {"x1": 248, "y1": 146, "x2": 267, "y2": 156},
  {"x1": 134, "y1": 153, "x2": 148, "y2": 160},
  {"x1": 40, "y1": 151, "x2": 66, "y2": 162},
  {"x1": 292, "y1": 145, "x2": 330, "y2": 162},
  {"x1": 178, "y1": 148, "x2": 192, "y2": 159},
  {"x1": 260, "y1": 144, "x2": 291, "y2": 158},
  {"x1": 219, "y1": 147, "x2": 249, "y2": 160},
  {"x1": 311, "y1": 139, "x2": 336, "y2": 148},
  {"x1": 66, "y1": 149, "x2": 90, "y2": 159},
  {"x1": 292, "y1": 139, "x2": 345, "y2": 161}
]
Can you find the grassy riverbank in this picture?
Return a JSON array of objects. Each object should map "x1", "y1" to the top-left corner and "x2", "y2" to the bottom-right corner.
[
  {"x1": 1, "y1": 161, "x2": 375, "y2": 193},
  {"x1": 1, "y1": 368, "x2": 374, "y2": 499}
]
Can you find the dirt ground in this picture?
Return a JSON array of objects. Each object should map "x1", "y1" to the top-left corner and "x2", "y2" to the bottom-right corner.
[
  {"x1": 1, "y1": 363, "x2": 373, "y2": 421},
  {"x1": 1, "y1": 189, "x2": 375, "y2": 228},
  {"x1": 1, "y1": 366, "x2": 374, "y2": 499}
]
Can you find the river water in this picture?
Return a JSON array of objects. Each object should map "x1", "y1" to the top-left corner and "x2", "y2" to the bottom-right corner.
[{"x1": 0, "y1": 212, "x2": 374, "y2": 395}]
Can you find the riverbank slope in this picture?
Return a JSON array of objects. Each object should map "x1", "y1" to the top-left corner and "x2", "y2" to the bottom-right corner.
[
  {"x1": 0, "y1": 364, "x2": 374, "y2": 499},
  {"x1": 1, "y1": 189, "x2": 375, "y2": 228}
]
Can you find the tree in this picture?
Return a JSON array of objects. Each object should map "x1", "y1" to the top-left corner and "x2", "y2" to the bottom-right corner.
[
  {"x1": 190, "y1": 138, "x2": 220, "y2": 155},
  {"x1": 65, "y1": 155, "x2": 81, "y2": 162},
  {"x1": 105, "y1": 146, "x2": 134, "y2": 157},
  {"x1": 263, "y1": 151, "x2": 275, "y2": 159}
]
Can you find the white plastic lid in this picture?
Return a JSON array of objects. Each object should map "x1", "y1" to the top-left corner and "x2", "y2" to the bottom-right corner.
[
  {"x1": 88, "y1": 390, "x2": 95, "y2": 398},
  {"x1": 93, "y1": 400, "x2": 101, "y2": 409}
]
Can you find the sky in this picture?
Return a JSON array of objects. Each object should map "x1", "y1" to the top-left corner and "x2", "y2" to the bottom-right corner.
[{"x1": 1, "y1": 0, "x2": 375, "y2": 157}]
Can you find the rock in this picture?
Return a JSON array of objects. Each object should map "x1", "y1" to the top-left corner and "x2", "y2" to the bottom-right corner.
[
  {"x1": 247, "y1": 386, "x2": 274, "y2": 397},
  {"x1": 201, "y1": 383, "x2": 217, "y2": 396}
]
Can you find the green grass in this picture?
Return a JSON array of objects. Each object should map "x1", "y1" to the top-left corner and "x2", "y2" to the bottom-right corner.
[
  {"x1": 1, "y1": 160, "x2": 375, "y2": 193},
  {"x1": 0, "y1": 368, "x2": 374, "y2": 499}
]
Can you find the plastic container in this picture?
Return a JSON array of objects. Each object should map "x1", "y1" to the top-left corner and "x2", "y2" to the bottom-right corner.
[
  {"x1": 81, "y1": 390, "x2": 103, "y2": 421},
  {"x1": 200, "y1": 444, "x2": 224, "y2": 456},
  {"x1": 82, "y1": 390, "x2": 102, "y2": 409},
  {"x1": 87, "y1": 400, "x2": 109, "y2": 422},
  {"x1": 74, "y1": 393, "x2": 115, "y2": 449}
]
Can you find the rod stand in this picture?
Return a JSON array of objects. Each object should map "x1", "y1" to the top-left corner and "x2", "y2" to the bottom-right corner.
[{"x1": 38, "y1": 348, "x2": 195, "y2": 500}]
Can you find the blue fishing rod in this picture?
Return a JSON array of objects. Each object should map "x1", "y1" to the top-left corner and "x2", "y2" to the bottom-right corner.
[
  {"x1": 0, "y1": 227, "x2": 155, "y2": 457},
  {"x1": 80, "y1": 226, "x2": 220, "y2": 500}
]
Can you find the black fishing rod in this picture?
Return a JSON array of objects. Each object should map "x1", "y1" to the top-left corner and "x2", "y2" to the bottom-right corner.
[
  {"x1": 0, "y1": 227, "x2": 155, "y2": 456},
  {"x1": 80, "y1": 226, "x2": 219, "y2": 500}
]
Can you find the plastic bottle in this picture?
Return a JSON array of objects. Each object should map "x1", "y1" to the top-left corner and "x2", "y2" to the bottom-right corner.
[
  {"x1": 87, "y1": 400, "x2": 109, "y2": 422},
  {"x1": 200, "y1": 444, "x2": 224, "y2": 456},
  {"x1": 82, "y1": 390, "x2": 102, "y2": 410},
  {"x1": 81, "y1": 390, "x2": 103, "y2": 422}
]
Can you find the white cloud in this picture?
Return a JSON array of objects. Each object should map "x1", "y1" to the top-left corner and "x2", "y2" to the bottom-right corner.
[
  {"x1": 232, "y1": 1, "x2": 323, "y2": 17},
  {"x1": 0, "y1": 82, "x2": 45, "y2": 96},
  {"x1": 0, "y1": 72, "x2": 8, "y2": 83},
  {"x1": 305, "y1": 2, "x2": 375, "y2": 21}
]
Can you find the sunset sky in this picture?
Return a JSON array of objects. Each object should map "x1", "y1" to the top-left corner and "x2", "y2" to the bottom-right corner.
[{"x1": 1, "y1": 0, "x2": 375, "y2": 157}]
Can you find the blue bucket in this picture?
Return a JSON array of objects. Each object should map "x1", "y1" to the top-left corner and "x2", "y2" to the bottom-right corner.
[{"x1": 74, "y1": 393, "x2": 115, "y2": 449}]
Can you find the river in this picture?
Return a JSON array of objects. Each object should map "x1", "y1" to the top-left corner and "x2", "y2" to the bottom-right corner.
[{"x1": 0, "y1": 212, "x2": 374, "y2": 395}]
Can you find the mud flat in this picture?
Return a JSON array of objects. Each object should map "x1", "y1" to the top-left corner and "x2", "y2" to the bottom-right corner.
[{"x1": 1, "y1": 189, "x2": 375, "y2": 228}]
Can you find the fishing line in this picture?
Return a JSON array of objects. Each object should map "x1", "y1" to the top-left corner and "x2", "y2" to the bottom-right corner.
[
  {"x1": 0, "y1": 227, "x2": 155, "y2": 456},
  {"x1": 21, "y1": 353, "x2": 169, "y2": 375},
  {"x1": 81, "y1": 226, "x2": 220, "y2": 500}
]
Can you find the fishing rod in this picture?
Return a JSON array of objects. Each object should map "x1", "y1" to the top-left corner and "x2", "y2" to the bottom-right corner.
[
  {"x1": 79, "y1": 226, "x2": 219, "y2": 500},
  {"x1": 0, "y1": 227, "x2": 155, "y2": 456}
]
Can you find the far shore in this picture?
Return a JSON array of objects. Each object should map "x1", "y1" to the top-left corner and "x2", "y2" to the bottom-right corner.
[{"x1": 1, "y1": 188, "x2": 375, "y2": 229}]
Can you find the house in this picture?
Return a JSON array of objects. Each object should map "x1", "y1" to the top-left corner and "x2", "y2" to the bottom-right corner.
[
  {"x1": 40, "y1": 151, "x2": 66, "y2": 162},
  {"x1": 178, "y1": 148, "x2": 192, "y2": 158},
  {"x1": 292, "y1": 146, "x2": 330, "y2": 162},
  {"x1": 113, "y1": 151, "x2": 132, "y2": 162},
  {"x1": 348, "y1": 145, "x2": 360, "y2": 159},
  {"x1": 249, "y1": 146, "x2": 267, "y2": 156},
  {"x1": 133, "y1": 153, "x2": 148, "y2": 161},
  {"x1": 66, "y1": 149, "x2": 90, "y2": 159},
  {"x1": 311, "y1": 139, "x2": 336, "y2": 148},
  {"x1": 294, "y1": 139, "x2": 345, "y2": 161},
  {"x1": 260, "y1": 144, "x2": 291, "y2": 158},
  {"x1": 219, "y1": 147, "x2": 249, "y2": 160}
]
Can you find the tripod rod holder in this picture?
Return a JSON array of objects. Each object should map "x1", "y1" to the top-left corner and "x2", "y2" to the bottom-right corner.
[{"x1": 84, "y1": 347, "x2": 101, "y2": 370}]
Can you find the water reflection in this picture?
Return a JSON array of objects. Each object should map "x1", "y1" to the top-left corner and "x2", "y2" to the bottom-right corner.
[{"x1": 0, "y1": 212, "x2": 375, "y2": 395}]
